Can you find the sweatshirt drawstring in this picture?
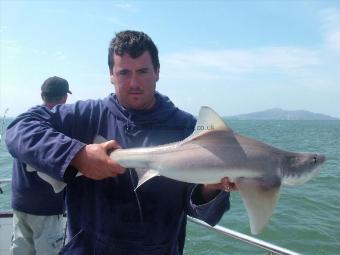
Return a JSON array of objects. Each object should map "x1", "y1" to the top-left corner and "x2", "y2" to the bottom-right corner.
[{"x1": 119, "y1": 115, "x2": 144, "y2": 224}]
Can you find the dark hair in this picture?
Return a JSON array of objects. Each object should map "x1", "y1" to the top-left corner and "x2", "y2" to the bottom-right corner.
[{"x1": 108, "y1": 30, "x2": 160, "y2": 73}]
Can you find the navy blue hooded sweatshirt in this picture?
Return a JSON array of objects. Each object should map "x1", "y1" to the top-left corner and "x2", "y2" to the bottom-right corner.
[
  {"x1": 11, "y1": 155, "x2": 65, "y2": 215},
  {"x1": 6, "y1": 92, "x2": 230, "y2": 254}
]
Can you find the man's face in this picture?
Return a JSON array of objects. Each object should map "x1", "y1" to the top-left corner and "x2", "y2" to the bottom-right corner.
[{"x1": 110, "y1": 51, "x2": 159, "y2": 110}]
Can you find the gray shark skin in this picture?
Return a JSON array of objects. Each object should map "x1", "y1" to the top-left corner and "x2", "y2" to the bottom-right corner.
[
  {"x1": 109, "y1": 106, "x2": 326, "y2": 234},
  {"x1": 28, "y1": 106, "x2": 326, "y2": 234}
]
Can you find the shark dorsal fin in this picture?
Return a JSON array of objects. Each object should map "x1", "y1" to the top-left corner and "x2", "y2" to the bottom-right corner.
[
  {"x1": 193, "y1": 106, "x2": 232, "y2": 135},
  {"x1": 181, "y1": 106, "x2": 232, "y2": 145}
]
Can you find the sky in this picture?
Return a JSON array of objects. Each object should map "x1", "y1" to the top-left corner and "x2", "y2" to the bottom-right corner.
[{"x1": 1, "y1": 0, "x2": 340, "y2": 118}]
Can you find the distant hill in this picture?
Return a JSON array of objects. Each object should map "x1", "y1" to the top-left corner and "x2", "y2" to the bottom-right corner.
[{"x1": 225, "y1": 108, "x2": 339, "y2": 120}]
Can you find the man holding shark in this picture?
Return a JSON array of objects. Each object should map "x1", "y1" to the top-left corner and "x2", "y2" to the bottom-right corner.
[{"x1": 6, "y1": 30, "x2": 235, "y2": 254}]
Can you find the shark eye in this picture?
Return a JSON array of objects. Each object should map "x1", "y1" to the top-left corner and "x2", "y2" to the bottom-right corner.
[{"x1": 313, "y1": 155, "x2": 318, "y2": 164}]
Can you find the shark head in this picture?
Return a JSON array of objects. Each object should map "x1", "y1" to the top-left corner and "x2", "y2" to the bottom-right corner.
[{"x1": 281, "y1": 152, "x2": 326, "y2": 186}]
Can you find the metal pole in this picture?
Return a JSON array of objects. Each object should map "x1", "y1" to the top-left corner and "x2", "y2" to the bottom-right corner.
[
  {"x1": 0, "y1": 179, "x2": 11, "y2": 184},
  {"x1": 187, "y1": 216, "x2": 300, "y2": 255}
]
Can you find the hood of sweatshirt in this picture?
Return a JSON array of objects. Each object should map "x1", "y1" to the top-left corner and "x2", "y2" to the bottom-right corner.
[
  {"x1": 104, "y1": 92, "x2": 178, "y2": 127},
  {"x1": 102, "y1": 92, "x2": 184, "y2": 147}
]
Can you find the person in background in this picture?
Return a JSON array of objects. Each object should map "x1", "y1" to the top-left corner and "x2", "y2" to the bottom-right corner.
[
  {"x1": 6, "y1": 31, "x2": 236, "y2": 255},
  {"x1": 10, "y1": 76, "x2": 72, "y2": 255}
]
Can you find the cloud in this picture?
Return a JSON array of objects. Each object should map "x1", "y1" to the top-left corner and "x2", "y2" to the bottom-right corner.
[
  {"x1": 112, "y1": 3, "x2": 139, "y2": 12},
  {"x1": 327, "y1": 30, "x2": 340, "y2": 52},
  {"x1": 322, "y1": 8, "x2": 340, "y2": 52},
  {"x1": 52, "y1": 51, "x2": 66, "y2": 61},
  {"x1": 0, "y1": 39, "x2": 22, "y2": 51},
  {"x1": 0, "y1": 39, "x2": 23, "y2": 62},
  {"x1": 27, "y1": 48, "x2": 67, "y2": 61},
  {"x1": 161, "y1": 47, "x2": 320, "y2": 81},
  {"x1": 0, "y1": 38, "x2": 66, "y2": 62},
  {"x1": 0, "y1": 25, "x2": 8, "y2": 33}
]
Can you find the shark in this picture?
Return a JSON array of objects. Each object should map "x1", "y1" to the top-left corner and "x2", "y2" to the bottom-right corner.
[{"x1": 27, "y1": 106, "x2": 326, "y2": 234}]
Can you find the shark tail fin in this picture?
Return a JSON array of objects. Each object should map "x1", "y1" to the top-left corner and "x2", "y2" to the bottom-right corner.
[
  {"x1": 26, "y1": 165, "x2": 67, "y2": 193},
  {"x1": 134, "y1": 168, "x2": 160, "y2": 190},
  {"x1": 236, "y1": 177, "x2": 281, "y2": 235},
  {"x1": 37, "y1": 172, "x2": 67, "y2": 193},
  {"x1": 24, "y1": 135, "x2": 109, "y2": 193}
]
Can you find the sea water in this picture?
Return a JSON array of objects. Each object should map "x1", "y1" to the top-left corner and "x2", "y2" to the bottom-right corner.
[
  {"x1": 1, "y1": 119, "x2": 339, "y2": 254},
  {"x1": 185, "y1": 120, "x2": 340, "y2": 255}
]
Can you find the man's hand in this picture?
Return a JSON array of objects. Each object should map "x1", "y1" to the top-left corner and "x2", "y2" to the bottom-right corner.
[
  {"x1": 201, "y1": 177, "x2": 237, "y2": 202},
  {"x1": 71, "y1": 140, "x2": 125, "y2": 180},
  {"x1": 205, "y1": 177, "x2": 237, "y2": 192}
]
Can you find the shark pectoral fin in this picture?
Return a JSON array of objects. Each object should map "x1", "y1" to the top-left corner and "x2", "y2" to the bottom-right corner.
[
  {"x1": 134, "y1": 168, "x2": 160, "y2": 190},
  {"x1": 236, "y1": 177, "x2": 281, "y2": 235},
  {"x1": 36, "y1": 172, "x2": 67, "y2": 193}
]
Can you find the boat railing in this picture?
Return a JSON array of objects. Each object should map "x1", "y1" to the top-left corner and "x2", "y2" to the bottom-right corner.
[
  {"x1": 187, "y1": 216, "x2": 300, "y2": 255},
  {"x1": 0, "y1": 179, "x2": 11, "y2": 194},
  {"x1": 0, "y1": 178, "x2": 300, "y2": 255}
]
